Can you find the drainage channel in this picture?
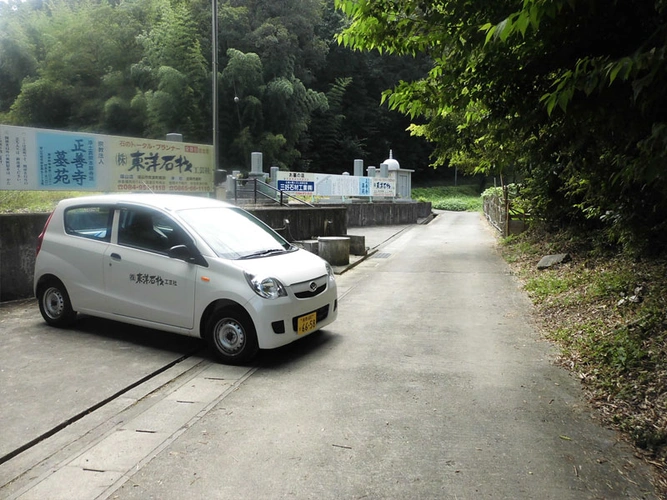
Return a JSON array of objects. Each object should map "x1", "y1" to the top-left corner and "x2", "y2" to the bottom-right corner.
[
  {"x1": 0, "y1": 347, "x2": 204, "y2": 467},
  {"x1": 7, "y1": 356, "x2": 257, "y2": 500}
]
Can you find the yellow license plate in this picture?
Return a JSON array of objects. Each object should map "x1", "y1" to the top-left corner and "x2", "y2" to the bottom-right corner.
[{"x1": 297, "y1": 312, "x2": 317, "y2": 335}]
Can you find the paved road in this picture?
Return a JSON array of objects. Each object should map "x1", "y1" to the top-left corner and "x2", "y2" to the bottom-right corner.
[{"x1": 0, "y1": 211, "x2": 659, "y2": 499}]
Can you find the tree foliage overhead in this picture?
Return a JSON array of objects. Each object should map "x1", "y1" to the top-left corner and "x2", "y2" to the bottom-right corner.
[
  {"x1": 0, "y1": 0, "x2": 434, "y2": 177},
  {"x1": 335, "y1": 0, "x2": 667, "y2": 253}
]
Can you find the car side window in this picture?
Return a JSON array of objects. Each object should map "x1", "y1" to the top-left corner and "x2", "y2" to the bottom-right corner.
[
  {"x1": 117, "y1": 208, "x2": 190, "y2": 253},
  {"x1": 64, "y1": 206, "x2": 112, "y2": 242}
]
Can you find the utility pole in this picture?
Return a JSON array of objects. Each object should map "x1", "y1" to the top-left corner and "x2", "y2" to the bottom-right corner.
[{"x1": 212, "y1": 0, "x2": 219, "y2": 171}]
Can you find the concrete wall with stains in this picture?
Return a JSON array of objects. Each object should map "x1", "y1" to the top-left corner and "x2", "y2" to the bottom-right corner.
[
  {"x1": 0, "y1": 202, "x2": 430, "y2": 302},
  {"x1": 0, "y1": 213, "x2": 50, "y2": 302}
]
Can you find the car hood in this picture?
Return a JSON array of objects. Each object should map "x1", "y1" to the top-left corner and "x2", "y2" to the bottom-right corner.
[{"x1": 229, "y1": 248, "x2": 329, "y2": 285}]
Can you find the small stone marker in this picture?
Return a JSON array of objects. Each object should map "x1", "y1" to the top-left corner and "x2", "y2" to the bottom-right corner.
[{"x1": 537, "y1": 253, "x2": 571, "y2": 270}]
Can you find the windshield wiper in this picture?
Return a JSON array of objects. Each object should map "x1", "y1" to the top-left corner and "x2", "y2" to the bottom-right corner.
[{"x1": 239, "y1": 248, "x2": 286, "y2": 259}]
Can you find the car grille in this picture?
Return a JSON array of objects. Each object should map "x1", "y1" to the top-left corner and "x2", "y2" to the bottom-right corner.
[
  {"x1": 292, "y1": 275, "x2": 327, "y2": 299},
  {"x1": 294, "y1": 283, "x2": 326, "y2": 298},
  {"x1": 292, "y1": 304, "x2": 329, "y2": 332}
]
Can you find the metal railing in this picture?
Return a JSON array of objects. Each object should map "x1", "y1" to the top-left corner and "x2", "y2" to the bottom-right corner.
[{"x1": 232, "y1": 178, "x2": 315, "y2": 207}]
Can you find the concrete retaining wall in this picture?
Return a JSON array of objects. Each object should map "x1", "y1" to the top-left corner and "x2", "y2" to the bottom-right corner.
[
  {"x1": 0, "y1": 213, "x2": 50, "y2": 301},
  {"x1": 345, "y1": 202, "x2": 431, "y2": 227},
  {"x1": 249, "y1": 206, "x2": 347, "y2": 241},
  {"x1": 0, "y1": 201, "x2": 430, "y2": 302}
]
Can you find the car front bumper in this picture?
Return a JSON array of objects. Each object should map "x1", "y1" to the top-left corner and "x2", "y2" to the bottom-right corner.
[{"x1": 248, "y1": 282, "x2": 338, "y2": 350}]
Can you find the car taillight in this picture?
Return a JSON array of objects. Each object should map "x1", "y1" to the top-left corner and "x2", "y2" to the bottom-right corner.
[{"x1": 36, "y1": 212, "x2": 54, "y2": 257}]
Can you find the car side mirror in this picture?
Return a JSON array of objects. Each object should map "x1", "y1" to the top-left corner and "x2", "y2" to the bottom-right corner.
[{"x1": 168, "y1": 245, "x2": 207, "y2": 266}]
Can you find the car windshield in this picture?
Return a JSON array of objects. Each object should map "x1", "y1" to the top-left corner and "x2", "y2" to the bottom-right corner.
[{"x1": 177, "y1": 206, "x2": 292, "y2": 259}]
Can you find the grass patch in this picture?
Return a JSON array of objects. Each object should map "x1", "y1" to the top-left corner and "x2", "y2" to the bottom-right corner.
[
  {"x1": 523, "y1": 272, "x2": 583, "y2": 302},
  {"x1": 586, "y1": 268, "x2": 637, "y2": 300},
  {"x1": 0, "y1": 191, "x2": 93, "y2": 213},
  {"x1": 499, "y1": 235, "x2": 542, "y2": 263},
  {"x1": 412, "y1": 184, "x2": 482, "y2": 211}
]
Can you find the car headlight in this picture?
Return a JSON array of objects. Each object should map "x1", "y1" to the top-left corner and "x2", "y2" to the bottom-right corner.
[
  {"x1": 244, "y1": 272, "x2": 287, "y2": 299},
  {"x1": 325, "y1": 262, "x2": 335, "y2": 281}
]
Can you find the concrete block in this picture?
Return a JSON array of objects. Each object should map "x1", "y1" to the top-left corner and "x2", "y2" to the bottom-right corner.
[
  {"x1": 298, "y1": 239, "x2": 319, "y2": 255},
  {"x1": 348, "y1": 235, "x2": 367, "y2": 256},
  {"x1": 317, "y1": 236, "x2": 350, "y2": 266}
]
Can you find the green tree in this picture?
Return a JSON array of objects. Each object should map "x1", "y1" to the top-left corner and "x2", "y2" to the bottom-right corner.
[
  {"x1": 335, "y1": 0, "x2": 667, "y2": 252},
  {"x1": 303, "y1": 2, "x2": 433, "y2": 175},
  {"x1": 0, "y1": 6, "x2": 38, "y2": 115},
  {"x1": 136, "y1": 0, "x2": 209, "y2": 139},
  {"x1": 0, "y1": 0, "x2": 434, "y2": 183},
  {"x1": 228, "y1": 0, "x2": 328, "y2": 84},
  {"x1": 5, "y1": 0, "x2": 144, "y2": 131},
  {"x1": 220, "y1": 48, "x2": 265, "y2": 168},
  {"x1": 218, "y1": 47, "x2": 327, "y2": 169},
  {"x1": 215, "y1": 0, "x2": 330, "y2": 170}
]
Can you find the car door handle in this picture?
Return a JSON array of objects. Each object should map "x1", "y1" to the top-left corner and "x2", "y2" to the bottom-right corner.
[{"x1": 110, "y1": 253, "x2": 121, "y2": 261}]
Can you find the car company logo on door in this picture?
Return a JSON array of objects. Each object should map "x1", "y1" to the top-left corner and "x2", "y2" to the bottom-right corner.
[{"x1": 130, "y1": 273, "x2": 178, "y2": 287}]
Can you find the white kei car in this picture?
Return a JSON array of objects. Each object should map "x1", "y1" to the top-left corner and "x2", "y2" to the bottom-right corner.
[{"x1": 34, "y1": 193, "x2": 338, "y2": 364}]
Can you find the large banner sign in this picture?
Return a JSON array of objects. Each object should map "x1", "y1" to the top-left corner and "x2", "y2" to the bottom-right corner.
[
  {"x1": 1, "y1": 125, "x2": 214, "y2": 192},
  {"x1": 109, "y1": 137, "x2": 213, "y2": 192},
  {"x1": 276, "y1": 171, "x2": 396, "y2": 198}
]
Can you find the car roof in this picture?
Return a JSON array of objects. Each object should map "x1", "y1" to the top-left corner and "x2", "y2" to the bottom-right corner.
[{"x1": 55, "y1": 193, "x2": 234, "y2": 212}]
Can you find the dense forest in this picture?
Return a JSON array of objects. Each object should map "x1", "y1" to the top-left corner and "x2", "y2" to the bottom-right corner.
[{"x1": 0, "y1": 0, "x2": 437, "y2": 180}]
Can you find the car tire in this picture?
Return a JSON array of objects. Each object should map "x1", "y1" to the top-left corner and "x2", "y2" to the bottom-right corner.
[
  {"x1": 205, "y1": 306, "x2": 258, "y2": 364},
  {"x1": 37, "y1": 278, "x2": 77, "y2": 327}
]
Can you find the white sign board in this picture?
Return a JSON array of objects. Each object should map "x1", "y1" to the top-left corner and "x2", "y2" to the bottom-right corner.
[
  {"x1": 0, "y1": 125, "x2": 214, "y2": 192},
  {"x1": 370, "y1": 178, "x2": 395, "y2": 197},
  {"x1": 314, "y1": 174, "x2": 369, "y2": 196}
]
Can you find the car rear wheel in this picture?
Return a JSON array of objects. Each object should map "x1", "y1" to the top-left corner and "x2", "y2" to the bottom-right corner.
[
  {"x1": 205, "y1": 306, "x2": 258, "y2": 364},
  {"x1": 37, "y1": 279, "x2": 77, "y2": 327}
]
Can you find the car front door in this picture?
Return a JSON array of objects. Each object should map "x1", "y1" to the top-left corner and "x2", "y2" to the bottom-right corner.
[{"x1": 103, "y1": 207, "x2": 197, "y2": 329}]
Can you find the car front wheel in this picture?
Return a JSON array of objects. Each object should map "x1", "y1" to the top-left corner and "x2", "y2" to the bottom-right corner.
[
  {"x1": 37, "y1": 279, "x2": 77, "y2": 327},
  {"x1": 205, "y1": 306, "x2": 258, "y2": 364}
]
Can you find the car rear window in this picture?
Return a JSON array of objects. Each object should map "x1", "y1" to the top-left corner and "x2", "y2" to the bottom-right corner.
[{"x1": 64, "y1": 206, "x2": 112, "y2": 242}]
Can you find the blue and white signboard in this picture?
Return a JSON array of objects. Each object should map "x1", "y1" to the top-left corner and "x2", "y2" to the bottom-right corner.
[
  {"x1": 276, "y1": 171, "x2": 395, "y2": 198},
  {"x1": 0, "y1": 124, "x2": 108, "y2": 190},
  {"x1": 276, "y1": 171, "x2": 316, "y2": 195},
  {"x1": 37, "y1": 130, "x2": 100, "y2": 190}
]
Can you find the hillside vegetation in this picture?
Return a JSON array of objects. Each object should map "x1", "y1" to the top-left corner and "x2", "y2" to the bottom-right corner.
[{"x1": 0, "y1": 0, "x2": 433, "y2": 178}]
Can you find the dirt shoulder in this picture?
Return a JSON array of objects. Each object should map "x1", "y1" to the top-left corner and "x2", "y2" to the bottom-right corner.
[{"x1": 498, "y1": 229, "x2": 667, "y2": 495}]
